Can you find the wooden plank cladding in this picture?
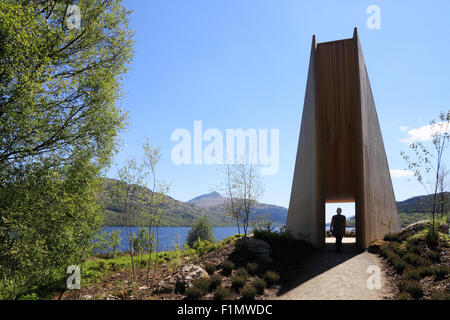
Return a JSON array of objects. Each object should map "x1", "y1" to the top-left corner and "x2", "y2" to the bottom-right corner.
[{"x1": 316, "y1": 39, "x2": 358, "y2": 202}]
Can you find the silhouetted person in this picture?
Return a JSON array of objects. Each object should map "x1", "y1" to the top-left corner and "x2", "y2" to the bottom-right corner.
[{"x1": 330, "y1": 208, "x2": 346, "y2": 253}]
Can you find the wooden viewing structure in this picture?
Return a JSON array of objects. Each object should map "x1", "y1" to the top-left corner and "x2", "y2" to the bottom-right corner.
[{"x1": 286, "y1": 28, "x2": 400, "y2": 249}]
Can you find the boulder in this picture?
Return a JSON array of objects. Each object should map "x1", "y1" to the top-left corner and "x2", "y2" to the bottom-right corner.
[
  {"x1": 400, "y1": 220, "x2": 429, "y2": 237},
  {"x1": 173, "y1": 264, "x2": 209, "y2": 289}
]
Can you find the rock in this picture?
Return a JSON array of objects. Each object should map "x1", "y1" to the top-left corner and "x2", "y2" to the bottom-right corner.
[
  {"x1": 173, "y1": 264, "x2": 209, "y2": 288},
  {"x1": 400, "y1": 220, "x2": 429, "y2": 237},
  {"x1": 367, "y1": 239, "x2": 389, "y2": 254},
  {"x1": 81, "y1": 294, "x2": 92, "y2": 300},
  {"x1": 235, "y1": 238, "x2": 272, "y2": 263},
  {"x1": 153, "y1": 280, "x2": 173, "y2": 294}
]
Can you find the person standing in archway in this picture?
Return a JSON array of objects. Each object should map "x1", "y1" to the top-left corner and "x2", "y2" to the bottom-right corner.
[{"x1": 330, "y1": 208, "x2": 346, "y2": 253}]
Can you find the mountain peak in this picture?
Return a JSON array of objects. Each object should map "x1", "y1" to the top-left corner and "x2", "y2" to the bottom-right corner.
[{"x1": 187, "y1": 191, "x2": 226, "y2": 208}]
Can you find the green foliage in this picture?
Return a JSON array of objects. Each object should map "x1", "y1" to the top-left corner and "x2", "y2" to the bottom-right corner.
[
  {"x1": 185, "y1": 286, "x2": 204, "y2": 300},
  {"x1": 428, "y1": 250, "x2": 441, "y2": 262},
  {"x1": 431, "y1": 290, "x2": 450, "y2": 300},
  {"x1": 263, "y1": 271, "x2": 280, "y2": 288},
  {"x1": 192, "y1": 278, "x2": 210, "y2": 295},
  {"x1": 231, "y1": 276, "x2": 246, "y2": 292},
  {"x1": 236, "y1": 268, "x2": 248, "y2": 280},
  {"x1": 221, "y1": 260, "x2": 235, "y2": 276},
  {"x1": 403, "y1": 253, "x2": 431, "y2": 267},
  {"x1": 240, "y1": 286, "x2": 257, "y2": 300},
  {"x1": 186, "y1": 217, "x2": 216, "y2": 247},
  {"x1": 398, "y1": 280, "x2": 423, "y2": 299},
  {"x1": 0, "y1": 0, "x2": 133, "y2": 299},
  {"x1": 192, "y1": 239, "x2": 217, "y2": 256},
  {"x1": 252, "y1": 279, "x2": 266, "y2": 295},
  {"x1": 433, "y1": 265, "x2": 449, "y2": 280},
  {"x1": 247, "y1": 262, "x2": 259, "y2": 275},
  {"x1": 94, "y1": 230, "x2": 122, "y2": 257},
  {"x1": 213, "y1": 286, "x2": 232, "y2": 300},
  {"x1": 397, "y1": 292, "x2": 414, "y2": 300},
  {"x1": 208, "y1": 275, "x2": 222, "y2": 292},
  {"x1": 204, "y1": 263, "x2": 217, "y2": 275},
  {"x1": 132, "y1": 227, "x2": 152, "y2": 253}
]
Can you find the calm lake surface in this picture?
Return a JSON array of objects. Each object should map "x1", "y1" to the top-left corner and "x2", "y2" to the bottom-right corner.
[
  {"x1": 102, "y1": 226, "x2": 244, "y2": 252},
  {"x1": 101, "y1": 226, "x2": 355, "y2": 252}
]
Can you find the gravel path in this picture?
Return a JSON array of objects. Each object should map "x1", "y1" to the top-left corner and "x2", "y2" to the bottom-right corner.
[{"x1": 277, "y1": 238, "x2": 394, "y2": 300}]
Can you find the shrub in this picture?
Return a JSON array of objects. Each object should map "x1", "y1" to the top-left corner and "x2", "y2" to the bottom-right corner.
[
  {"x1": 213, "y1": 287, "x2": 232, "y2": 300},
  {"x1": 175, "y1": 280, "x2": 187, "y2": 294},
  {"x1": 387, "y1": 254, "x2": 407, "y2": 273},
  {"x1": 404, "y1": 253, "x2": 430, "y2": 267},
  {"x1": 192, "y1": 239, "x2": 217, "y2": 256},
  {"x1": 221, "y1": 260, "x2": 235, "y2": 276},
  {"x1": 231, "y1": 276, "x2": 246, "y2": 292},
  {"x1": 185, "y1": 286, "x2": 204, "y2": 300},
  {"x1": 406, "y1": 241, "x2": 420, "y2": 255},
  {"x1": 433, "y1": 265, "x2": 449, "y2": 280},
  {"x1": 428, "y1": 250, "x2": 440, "y2": 262},
  {"x1": 263, "y1": 271, "x2": 280, "y2": 288},
  {"x1": 384, "y1": 233, "x2": 400, "y2": 242},
  {"x1": 208, "y1": 275, "x2": 222, "y2": 292},
  {"x1": 252, "y1": 279, "x2": 266, "y2": 295},
  {"x1": 186, "y1": 217, "x2": 216, "y2": 247},
  {"x1": 204, "y1": 263, "x2": 216, "y2": 275},
  {"x1": 398, "y1": 280, "x2": 423, "y2": 299},
  {"x1": 402, "y1": 268, "x2": 421, "y2": 281},
  {"x1": 247, "y1": 262, "x2": 259, "y2": 275},
  {"x1": 192, "y1": 278, "x2": 210, "y2": 294},
  {"x1": 240, "y1": 286, "x2": 257, "y2": 300},
  {"x1": 431, "y1": 290, "x2": 450, "y2": 300},
  {"x1": 397, "y1": 292, "x2": 414, "y2": 300},
  {"x1": 236, "y1": 268, "x2": 248, "y2": 279}
]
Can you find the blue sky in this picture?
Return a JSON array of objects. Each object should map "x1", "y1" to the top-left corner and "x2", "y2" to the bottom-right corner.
[{"x1": 109, "y1": 1, "x2": 450, "y2": 221}]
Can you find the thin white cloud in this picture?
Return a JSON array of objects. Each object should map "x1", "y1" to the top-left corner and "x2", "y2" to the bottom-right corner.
[
  {"x1": 400, "y1": 121, "x2": 450, "y2": 143},
  {"x1": 390, "y1": 169, "x2": 414, "y2": 178},
  {"x1": 400, "y1": 126, "x2": 408, "y2": 132}
]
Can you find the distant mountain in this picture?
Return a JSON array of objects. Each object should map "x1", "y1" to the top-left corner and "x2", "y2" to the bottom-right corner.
[
  {"x1": 396, "y1": 192, "x2": 450, "y2": 214},
  {"x1": 187, "y1": 192, "x2": 227, "y2": 208},
  {"x1": 100, "y1": 179, "x2": 288, "y2": 227}
]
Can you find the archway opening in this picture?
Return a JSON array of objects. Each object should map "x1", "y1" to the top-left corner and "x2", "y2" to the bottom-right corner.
[{"x1": 325, "y1": 202, "x2": 356, "y2": 247}]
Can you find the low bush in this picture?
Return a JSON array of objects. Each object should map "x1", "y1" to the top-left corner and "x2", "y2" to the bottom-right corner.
[
  {"x1": 236, "y1": 268, "x2": 248, "y2": 280},
  {"x1": 384, "y1": 233, "x2": 400, "y2": 242},
  {"x1": 192, "y1": 278, "x2": 210, "y2": 294},
  {"x1": 263, "y1": 271, "x2": 280, "y2": 288},
  {"x1": 204, "y1": 263, "x2": 216, "y2": 275},
  {"x1": 404, "y1": 253, "x2": 430, "y2": 267},
  {"x1": 185, "y1": 286, "x2": 204, "y2": 300},
  {"x1": 433, "y1": 265, "x2": 449, "y2": 280},
  {"x1": 431, "y1": 290, "x2": 450, "y2": 300},
  {"x1": 397, "y1": 292, "x2": 414, "y2": 300},
  {"x1": 247, "y1": 262, "x2": 259, "y2": 275},
  {"x1": 231, "y1": 276, "x2": 246, "y2": 292},
  {"x1": 213, "y1": 287, "x2": 232, "y2": 300},
  {"x1": 398, "y1": 280, "x2": 423, "y2": 299},
  {"x1": 240, "y1": 286, "x2": 257, "y2": 300},
  {"x1": 428, "y1": 250, "x2": 440, "y2": 262},
  {"x1": 221, "y1": 260, "x2": 235, "y2": 276},
  {"x1": 208, "y1": 275, "x2": 222, "y2": 292},
  {"x1": 252, "y1": 279, "x2": 266, "y2": 295}
]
